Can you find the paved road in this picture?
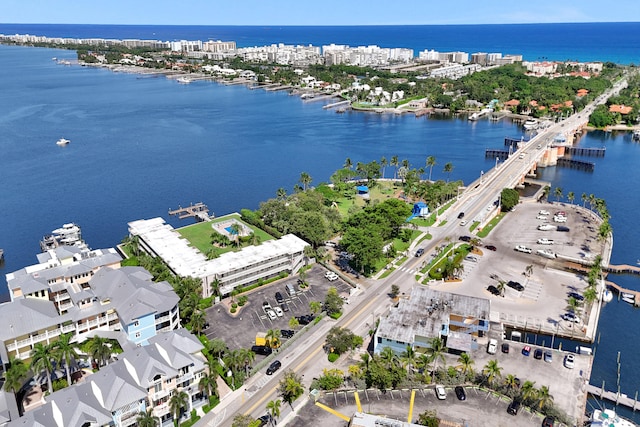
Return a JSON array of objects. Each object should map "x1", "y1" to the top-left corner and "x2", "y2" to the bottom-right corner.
[{"x1": 199, "y1": 77, "x2": 629, "y2": 427}]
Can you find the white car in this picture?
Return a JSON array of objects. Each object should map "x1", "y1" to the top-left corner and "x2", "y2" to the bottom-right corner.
[
  {"x1": 537, "y1": 238, "x2": 554, "y2": 245},
  {"x1": 514, "y1": 245, "x2": 532, "y2": 254},
  {"x1": 487, "y1": 339, "x2": 498, "y2": 354},
  {"x1": 539, "y1": 210, "x2": 550, "y2": 215},
  {"x1": 538, "y1": 224, "x2": 555, "y2": 231},
  {"x1": 266, "y1": 309, "x2": 277, "y2": 320},
  {"x1": 536, "y1": 215, "x2": 548, "y2": 220},
  {"x1": 435, "y1": 385, "x2": 447, "y2": 400},
  {"x1": 273, "y1": 306, "x2": 284, "y2": 317},
  {"x1": 459, "y1": 220, "x2": 467, "y2": 226},
  {"x1": 564, "y1": 354, "x2": 575, "y2": 369},
  {"x1": 326, "y1": 273, "x2": 338, "y2": 281},
  {"x1": 554, "y1": 216, "x2": 567, "y2": 223},
  {"x1": 536, "y1": 249, "x2": 556, "y2": 259}
]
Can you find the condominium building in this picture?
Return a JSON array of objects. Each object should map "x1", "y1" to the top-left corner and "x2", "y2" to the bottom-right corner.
[
  {"x1": 374, "y1": 287, "x2": 490, "y2": 355},
  {"x1": 1, "y1": 252, "x2": 181, "y2": 363},
  {"x1": 9, "y1": 329, "x2": 207, "y2": 427},
  {"x1": 128, "y1": 216, "x2": 309, "y2": 298}
]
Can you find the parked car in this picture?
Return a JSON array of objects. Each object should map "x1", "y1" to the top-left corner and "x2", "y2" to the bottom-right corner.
[
  {"x1": 296, "y1": 314, "x2": 315, "y2": 325},
  {"x1": 256, "y1": 415, "x2": 272, "y2": 427},
  {"x1": 538, "y1": 224, "x2": 555, "y2": 231},
  {"x1": 542, "y1": 416, "x2": 555, "y2": 427},
  {"x1": 539, "y1": 210, "x2": 550, "y2": 215},
  {"x1": 275, "y1": 292, "x2": 284, "y2": 303},
  {"x1": 514, "y1": 245, "x2": 532, "y2": 254},
  {"x1": 507, "y1": 281, "x2": 524, "y2": 292},
  {"x1": 266, "y1": 360, "x2": 282, "y2": 375},
  {"x1": 556, "y1": 226, "x2": 570, "y2": 232},
  {"x1": 459, "y1": 235, "x2": 471, "y2": 242},
  {"x1": 266, "y1": 309, "x2": 277, "y2": 320},
  {"x1": 537, "y1": 238, "x2": 554, "y2": 245},
  {"x1": 415, "y1": 248, "x2": 425, "y2": 257},
  {"x1": 507, "y1": 399, "x2": 522, "y2": 415},
  {"x1": 454, "y1": 386, "x2": 466, "y2": 401},
  {"x1": 502, "y1": 343, "x2": 510, "y2": 354},
  {"x1": 534, "y1": 348, "x2": 543, "y2": 359},
  {"x1": 562, "y1": 312, "x2": 580, "y2": 323},
  {"x1": 487, "y1": 339, "x2": 498, "y2": 354},
  {"x1": 280, "y1": 303, "x2": 289, "y2": 312},
  {"x1": 522, "y1": 345, "x2": 531, "y2": 356},
  {"x1": 536, "y1": 215, "x2": 548, "y2": 220},
  {"x1": 568, "y1": 292, "x2": 584, "y2": 301},
  {"x1": 262, "y1": 301, "x2": 272, "y2": 312},
  {"x1": 487, "y1": 285, "x2": 500, "y2": 296},
  {"x1": 251, "y1": 345, "x2": 273, "y2": 356},
  {"x1": 464, "y1": 255, "x2": 477, "y2": 262},
  {"x1": 273, "y1": 306, "x2": 284, "y2": 317},
  {"x1": 280, "y1": 329, "x2": 295, "y2": 338},
  {"x1": 435, "y1": 385, "x2": 446, "y2": 400},
  {"x1": 544, "y1": 350, "x2": 553, "y2": 363},
  {"x1": 564, "y1": 354, "x2": 575, "y2": 369},
  {"x1": 484, "y1": 244, "x2": 497, "y2": 251}
]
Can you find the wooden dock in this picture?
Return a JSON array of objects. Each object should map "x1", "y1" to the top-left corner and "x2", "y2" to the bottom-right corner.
[
  {"x1": 587, "y1": 384, "x2": 640, "y2": 410},
  {"x1": 605, "y1": 280, "x2": 639, "y2": 306},
  {"x1": 168, "y1": 202, "x2": 211, "y2": 222},
  {"x1": 605, "y1": 264, "x2": 640, "y2": 275}
]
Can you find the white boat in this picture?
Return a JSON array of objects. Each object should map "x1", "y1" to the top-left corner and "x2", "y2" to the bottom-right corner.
[
  {"x1": 621, "y1": 292, "x2": 636, "y2": 305},
  {"x1": 56, "y1": 138, "x2": 70, "y2": 146},
  {"x1": 523, "y1": 119, "x2": 537, "y2": 130},
  {"x1": 40, "y1": 223, "x2": 88, "y2": 252},
  {"x1": 590, "y1": 408, "x2": 636, "y2": 427},
  {"x1": 176, "y1": 77, "x2": 191, "y2": 84},
  {"x1": 602, "y1": 289, "x2": 613, "y2": 302}
]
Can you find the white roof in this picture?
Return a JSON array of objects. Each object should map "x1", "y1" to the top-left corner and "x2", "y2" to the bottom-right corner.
[{"x1": 128, "y1": 217, "x2": 308, "y2": 279}]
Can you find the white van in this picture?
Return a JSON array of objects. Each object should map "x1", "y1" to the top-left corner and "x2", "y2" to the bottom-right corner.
[{"x1": 487, "y1": 339, "x2": 498, "y2": 354}]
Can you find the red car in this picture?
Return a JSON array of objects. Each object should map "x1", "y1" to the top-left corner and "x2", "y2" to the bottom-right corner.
[{"x1": 522, "y1": 345, "x2": 531, "y2": 356}]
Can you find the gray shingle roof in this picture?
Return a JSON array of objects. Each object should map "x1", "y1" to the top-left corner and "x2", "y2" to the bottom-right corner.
[{"x1": 0, "y1": 299, "x2": 70, "y2": 341}]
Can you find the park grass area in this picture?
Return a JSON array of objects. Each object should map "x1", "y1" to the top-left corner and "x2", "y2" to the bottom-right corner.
[
  {"x1": 335, "y1": 181, "x2": 404, "y2": 218},
  {"x1": 428, "y1": 244, "x2": 471, "y2": 280},
  {"x1": 469, "y1": 221, "x2": 480, "y2": 232},
  {"x1": 409, "y1": 213, "x2": 436, "y2": 227},
  {"x1": 373, "y1": 230, "x2": 422, "y2": 272},
  {"x1": 438, "y1": 199, "x2": 455, "y2": 215},
  {"x1": 177, "y1": 214, "x2": 274, "y2": 254},
  {"x1": 477, "y1": 212, "x2": 506, "y2": 238},
  {"x1": 379, "y1": 267, "x2": 395, "y2": 279}
]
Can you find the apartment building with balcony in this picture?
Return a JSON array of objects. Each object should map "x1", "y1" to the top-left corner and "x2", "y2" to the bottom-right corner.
[
  {"x1": 128, "y1": 216, "x2": 309, "y2": 298},
  {"x1": 1, "y1": 260, "x2": 180, "y2": 364},
  {"x1": 374, "y1": 287, "x2": 490, "y2": 355},
  {"x1": 8, "y1": 329, "x2": 207, "y2": 427}
]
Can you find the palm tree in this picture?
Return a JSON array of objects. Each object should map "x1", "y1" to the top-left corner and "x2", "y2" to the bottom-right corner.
[
  {"x1": 136, "y1": 409, "x2": 159, "y2": 427},
  {"x1": 379, "y1": 346, "x2": 399, "y2": 369},
  {"x1": 2, "y1": 357, "x2": 29, "y2": 394},
  {"x1": 581, "y1": 192, "x2": 588, "y2": 207},
  {"x1": 567, "y1": 296, "x2": 582, "y2": 316},
  {"x1": 504, "y1": 374, "x2": 519, "y2": 396},
  {"x1": 86, "y1": 336, "x2": 112, "y2": 368},
  {"x1": 190, "y1": 310, "x2": 207, "y2": 335},
  {"x1": 53, "y1": 333, "x2": 81, "y2": 386},
  {"x1": 169, "y1": 389, "x2": 189, "y2": 426},
  {"x1": 299, "y1": 172, "x2": 312, "y2": 191},
  {"x1": 344, "y1": 158, "x2": 353, "y2": 170},
  {"x1": 554, "y1": 187, "x2": 563, "y2": 202},
  {"x1": 588, "y1": 193, "x2": 596, "y2": 210},
  {"x1": 536, "y1": 385, "x2": 554, "y2": 410},
  {"x1": 229, "y1": 223, "x2": 241, "y2": 247},
  {"x1": 567, "y1": 191, "x2": 575, "y2": 205},
  {"x1": 598, "y1": 221, "x2": 612, "y2": 241},
  {"x1": 309, "y1": 300, "x2": 322, "y2": 315},
  {"x1": 426, "y1": 156, "x2": 436, "y2": 181},
  {"x1": 525, "y1": 264, "x2": 534, "y2": 278},
  {"x1": 426, "y1": 336, "x2": 447, "y2": 372},
  {"x1": 456, "y1": 352, "x2": 474, "y2": 380},
  {"x1": 266, "y1": 399, "x2": 282, "y2": 426},
  {"x1": 520, "y1": 380, "x2": 537, "y2": 403},
  {"x1": 583, "y1": 287, "x2": 598, "y2": 304},
  {"x1": 31, "y1": 343, "x2": 55, "y2": 394},
  {"x1": 380, "y1": 156, "x2": 388, "y2": 179},
  {"x1": 276, "y1": 187, "x2": 287, "y2": 200},
  {"x1": 496, "y1": 280, "x2": 506, "y2": 297},
  {"x1": 482, "y1": 359, "x2": 502, "y2": 386},
  {"x1": 401, "y1": 345, "x2": 418, "y2": 376},
  {"x1": 199, "y1": 370, "x2": 218, "y2": 399},
  {"x1": 443, "y1": 162, "x2": 453, "y2": 182},
  {"x1": 289, "y1": 317, "x2": 300, "y2": 329},
  {"x1": 278, "y1": 370, "x2": 304, "y2": 410},
  {"x1": 390, "y1": 155, "x2": 399, "y2": 179},
  {"x1": 265, "y1": 329, "x2": 281, "y2": 349}
]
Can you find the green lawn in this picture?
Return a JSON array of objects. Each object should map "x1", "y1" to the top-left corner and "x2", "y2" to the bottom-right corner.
[
  {"x1": 334, "y1": 181, "x2": 407, "y2": 218},
  {"x1": 477, "y1": 212, "x2": 506, "y2": 238},
  {"x1": 177, "y1": 214, "x2": 275, "y2": 254}
]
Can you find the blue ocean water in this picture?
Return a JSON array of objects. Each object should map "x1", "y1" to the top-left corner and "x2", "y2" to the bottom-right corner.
[
  {"x1": 1, "y1": 22, "x2": 640, "y2": 64},
  {"x1": 1, "y1": 23, "x2": 640, "y2": 419}
]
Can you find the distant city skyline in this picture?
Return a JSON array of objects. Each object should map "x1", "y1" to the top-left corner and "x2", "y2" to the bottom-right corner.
[{"x1": 3, "y1": 0, "x2": 639, "y2": 26}]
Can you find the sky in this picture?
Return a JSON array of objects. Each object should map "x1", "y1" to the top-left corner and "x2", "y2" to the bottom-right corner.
[{"x1": 3, "y1": 0, "x2": 639, "y2": 26}]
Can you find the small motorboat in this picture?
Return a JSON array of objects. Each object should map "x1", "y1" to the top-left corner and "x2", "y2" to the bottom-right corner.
[
  {"x1": 56, "y1": 138, "x2": 70, "y2": 146},
  {"x1": 621, "y1": 292, "x2": 635, "y2": 305},
  {"x1": 602, "y1": 289, "x2": 613, "y2": 302}
]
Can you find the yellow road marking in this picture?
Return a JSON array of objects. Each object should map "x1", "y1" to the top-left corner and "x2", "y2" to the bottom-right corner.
[
  {"x1": 314, "y1": 402, "x2": 351, "y2": 421},
  {"x1": 354, "y1": 391, "x2": 362, "y2": 412},
  {"x1": 407, "y1": 389, "x2": 415, "y2": 422}
]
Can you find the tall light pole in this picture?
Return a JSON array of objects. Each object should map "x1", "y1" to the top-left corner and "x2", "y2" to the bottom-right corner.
[
  {"x1": 495, "y1": 157, "x2": 499, "y2": 169},
  {"x1": 480, "y1": 170, "x2": 484, "y2": 183}
]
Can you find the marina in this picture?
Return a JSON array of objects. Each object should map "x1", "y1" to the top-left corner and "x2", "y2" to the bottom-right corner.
[
  {"x1": 168, "y1": 202, "x2": 211, "y2": 222},
  {"x1": 39, "y1": 223, "x2": 87, "y2": 252}
]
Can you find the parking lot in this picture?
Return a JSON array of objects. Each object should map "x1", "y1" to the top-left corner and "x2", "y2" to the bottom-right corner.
[
  {"x1": 203, "y1": 265, "x2": 354, "y2": 352},
  {"x1": 291, "y1": 385, "x2": 545, "y2": 427}
]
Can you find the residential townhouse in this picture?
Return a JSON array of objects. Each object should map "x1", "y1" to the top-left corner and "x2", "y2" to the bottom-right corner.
[
  {"x1": 9, "y1": 329, "x2": 207, "y2": 427},
  {"x1": 1, "y1": 249, "x2": 180, "y2": 364}
]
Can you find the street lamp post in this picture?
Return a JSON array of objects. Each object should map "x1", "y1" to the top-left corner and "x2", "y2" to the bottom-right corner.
[
  {"x1": 495, "y1": 157, "x2": 499, "y2": 169},
  {"x1": 480, "y1": 170, "x2": 484, "y2": 183}
]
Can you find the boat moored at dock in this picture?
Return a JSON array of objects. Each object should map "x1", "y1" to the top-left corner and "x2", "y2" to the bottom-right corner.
[{"x1": 40, "y1": 223, "x2": 88, "y2": 252}]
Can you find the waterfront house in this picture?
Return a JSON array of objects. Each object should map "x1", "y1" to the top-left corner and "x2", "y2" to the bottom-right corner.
[
  {"x1": 374, "y1": 287, "x2": 490, "y2": 355},
  {"x1": 9, "y1": 329, "x2": 207, "y2": 427}
]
